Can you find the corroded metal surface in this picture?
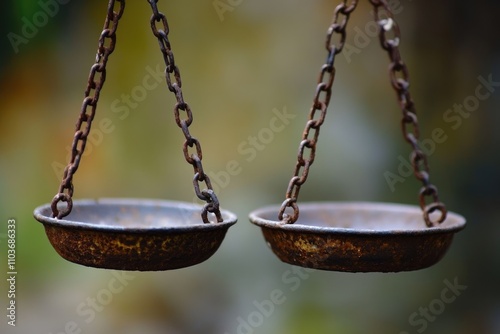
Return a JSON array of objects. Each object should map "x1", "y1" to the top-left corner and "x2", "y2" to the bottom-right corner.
[
  {"x1": 34, "y1": 199, "x2": 237, "y2": 271},
  {"x1": 249, "y1": 202, "x2": 465, "y2": 273}
]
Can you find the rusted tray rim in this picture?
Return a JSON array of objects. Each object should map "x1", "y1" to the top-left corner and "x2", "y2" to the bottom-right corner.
[
  {"x1": 249, "y1": 202, "x2": 466, "y2": 236},
  {"x1": 34, "y1": 198, "x2": 237, "y2": 233}
]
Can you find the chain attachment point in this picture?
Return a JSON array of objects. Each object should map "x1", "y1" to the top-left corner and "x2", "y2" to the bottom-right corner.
[
  {"x1": 422, "y1": 202, "x2": 447, "y2": 227},
  {"x1": 51, "y1": 193, "x2": 73, "y2": 219},
  {"x1": 201, "y1": 189, "x2": 223, "y2": 224},
  {"x1": 278, "y1": 198, "x2": 299, "y2": 224}
]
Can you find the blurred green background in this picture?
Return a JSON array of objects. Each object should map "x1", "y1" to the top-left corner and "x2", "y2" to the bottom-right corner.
[{"x1": 1, "y1": 0, "x2": 499, "y2": 333}]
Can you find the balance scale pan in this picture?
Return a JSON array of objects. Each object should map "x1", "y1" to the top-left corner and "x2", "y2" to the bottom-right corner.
[
  {"x1": 249, "y1": 202, "x2": 465, "y2": 273},
  {"x1": 34, "y1": 198, "x2": 237, "y2": 271}
]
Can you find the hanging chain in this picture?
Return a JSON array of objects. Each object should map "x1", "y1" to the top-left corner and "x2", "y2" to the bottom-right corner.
[
  {"x1": 369, "y1": 0, "x2": 446, "y2": 226},
  {"x1": 278, "y1": 0, "x2": 359, "y2": 224},
  {"x1": 146, "y1": 0, "x2": 222, "y2": 224},
  {"x1": 51, "y1": 0, "x2": 125, "y2": 219}
]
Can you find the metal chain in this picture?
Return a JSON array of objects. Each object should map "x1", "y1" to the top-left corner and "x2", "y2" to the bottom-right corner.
[
  {"x1": 278, "y1": 0, "x2": 359, "y2": 224},
  {"x1": 146, "y1": 0, "x2": 222, "y2": 224},
  {"x1": 51, "y1": 0, "x2": 125, "y2": 219},
  {"x1": 369, "y1": 0, "x2": 447, "y2": 226}
]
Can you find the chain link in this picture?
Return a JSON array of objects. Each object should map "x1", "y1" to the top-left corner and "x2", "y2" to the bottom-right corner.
[
  {"x1": 51, "y1": 0, "x2": 125, "y2": 219},
  {"x1": 147, "y1": 0, "x2": 222, "y2": 224},
  {"x1": 278, "y1": 0, "x2": 358, "y2": 224},
  {"x1": 369, "y1": 0, "x2": 447, "y2": 226}
]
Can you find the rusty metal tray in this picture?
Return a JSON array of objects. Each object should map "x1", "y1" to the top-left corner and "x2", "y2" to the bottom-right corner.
[
  {"x1": 249, "y1": 202, "x2": 465, "y2": 272},
  {"x1": 34, "y1": 198, "x2": 237, "y2": 271}
]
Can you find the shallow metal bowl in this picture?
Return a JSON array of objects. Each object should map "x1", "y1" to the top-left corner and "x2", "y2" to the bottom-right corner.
[
  {"x1": 249, "y1": 202, "x2": 465, "y2": 272},
  {"x1": 34, "y1": 198, "x2": 237, "y2": 271}
]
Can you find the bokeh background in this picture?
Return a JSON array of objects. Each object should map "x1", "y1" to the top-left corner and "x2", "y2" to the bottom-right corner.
[{"x1": 1, "y1": 0, "x2": 499, "y2": 333}]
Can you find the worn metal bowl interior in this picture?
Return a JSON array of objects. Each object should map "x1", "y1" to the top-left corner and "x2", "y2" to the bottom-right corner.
[
  {"x1": 34, "y1": 198, "x2": 237, "y2": 271},
  {"x1": 249, "y1": 202, "x2": 465, "y2": 273}
]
